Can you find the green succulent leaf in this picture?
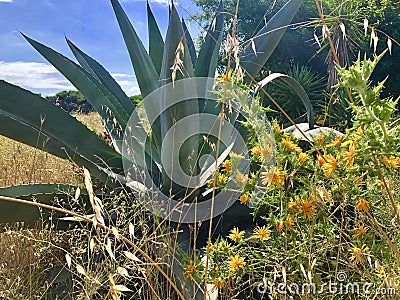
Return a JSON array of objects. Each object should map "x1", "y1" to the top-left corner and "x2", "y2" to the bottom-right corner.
[
  {"x1": 182, "y1": 18, "x2": 197, "y2": 67},
  {"x1": 147, "y1": 1, "x2": 164, "y2": 74},
  {"x1": 23, "y1": 34, "x2": 129, "y2": 151},
  {"x1": 0, "y1": 81, "x2": 123, "y2": 181},
  {"x1": 254, "y1": 73, "x2": 314, "y2": 128},
  {"x1": 111, "y1": 0, "x2": 159, "y2": 98},
  {"x1": 241, "y1": 0, "x2": 303, "y2": 81},
  {"x1": 195, "y1": 0, "x2": 224, "y2": 78}
]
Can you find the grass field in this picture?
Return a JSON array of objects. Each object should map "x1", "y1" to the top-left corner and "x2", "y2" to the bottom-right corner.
[{"x1": 0, "y1": 113, "x2": 103, "y2": 187}]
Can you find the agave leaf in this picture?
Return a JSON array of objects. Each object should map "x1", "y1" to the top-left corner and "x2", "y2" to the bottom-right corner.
[
  {"x1": 194, "y1": 0, "x2": 224, "y2": 79},
  {"x1": 23, "y1": 34, "x2": 129, "y2": 151},
  {"x1": 0, "y1": 184, "x2": 90, "y2": 224},
  {"x1": 66, "y1": 38, "x2": 135, "y2": 116},
  {"x1": 111, "y1": 0, "x2": 159, "y2": 98},
  {"x1": 241, "y1": 0, "x2": 303, "y2": 81},
  {"x1": 0, "y1": 81, "x2": 123, "y2": 175},
  {"x1": 66, "y1": 38, "x2": 161, "y2": 165},
  {"x1": 254, "y1": 73, "x2": 314, "y2": 129},
  {"x1": 147, "y1": 2, "x2": 164, "y2": 74},
  {"x1": 182, "y1": 18, "x2": 197, "y2": 67}
]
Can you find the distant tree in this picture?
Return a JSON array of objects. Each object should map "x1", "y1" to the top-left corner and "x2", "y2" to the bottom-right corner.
[
  {"x1": 46, "y1": 90, "x2": 93, "y2": 114},
  {"x1": 129, "y1": 94, "x2": 142, "y2": 104}
]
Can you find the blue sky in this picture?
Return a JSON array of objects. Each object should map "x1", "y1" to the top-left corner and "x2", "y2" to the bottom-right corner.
[{"x1": 0, "y1": 0, "x2": 202, "y2": 96}]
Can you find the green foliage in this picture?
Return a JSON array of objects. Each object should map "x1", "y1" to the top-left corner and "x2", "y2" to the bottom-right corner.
[{"x1": 46, "y1": 90, "x2": 93, "y2": 114}]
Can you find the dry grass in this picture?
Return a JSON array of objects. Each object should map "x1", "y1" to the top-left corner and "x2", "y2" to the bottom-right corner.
[{"x1": 0, "y1": 112, "x2": 103, "y2": 188}]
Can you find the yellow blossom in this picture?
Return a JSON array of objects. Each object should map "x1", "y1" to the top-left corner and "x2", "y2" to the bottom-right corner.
[
  {"x1": 356, "y1": 198, "x2": 370, "y2": 212},
  {"x1": 288, "y1": 198, "x2": 298, "y2": 210},
  {"x1": 222, "y1": 160, "x2": 231, "y2": 173},
  {"x1": 381, "y1": 155, "x2": 400, "y2": 169},
  {"x1": 229, "y1": 255, "x2": 246, "y2": 272},
  {"x1": 282, "y1": 137, "x2": 302, "y2": 153},
  {"x1": 251, "y1": 145, "x2": 262, "y2": 156},
  {"x1": 239, "y1": 194, "x2": 251, "y2": 205},
  {"x1": 285, "y1": 214, "x2": 295, "y2": 231},
  {"x1": 298, "y1": 152, "x2": 309, "y2": 163},
  {"x1": 314, "y1": 135, "x2": 324, "y2": 145},
  {"x1": 235, "y1": 172, "x2": 249, "y2": 185},
  {"x1": 218, "y1": 68, "x2": 233, "y2": 82},
  {"x1": 299, "y1": 198, "x2": 317, "y2": 219},
  {"x1": 343, "y1": 142, "x2": 356, "y2": 168},
  {"x1": 327, "y1": 135, "x2": 343, "y2": 147},
  {"x1": 218, "y1": 173, "x2": 228, "y2": 184},
  {"x1": 261, "y1": 169, "x2": 286, "y2": 188},
  {"x1": 253, "y1": 226, "x2": 271, "y2": 241},
  {"x1": 320, "y1": 154, "x2": 338, "y2": 178},
  {"x1": 213, "y1": 278, "x2": 224, "y2": 289},
  {"x1": 276, "y1": 221, "x2": 283, "y2": 233},
  {"x1": 228, "y1": 227, "x2": 245, "y2": 242},
  {"x1": 260, "y1": 145, "x2": 273, "y2": 162},
  {"x1": 377, "y1": 268, "x2": 386, "y2": 278},
  {"x1": 184, "y1": 260, "x2": 199, "y2": 278},
  {"x1": 274, "y1": 123, "x2": 282, "y2": 134},
  {"x1": 353, "y1": 176, "x2": 364, "y2": 186},
  {"x1": 349, "y1": 245, "x2": 370, "y2": 264},
  {"x1": 353, "y1": 225, "x2": 368, "y2": 238},
  {"x1": 316, "y1": 154, "x2": 325, "y2": 166}
]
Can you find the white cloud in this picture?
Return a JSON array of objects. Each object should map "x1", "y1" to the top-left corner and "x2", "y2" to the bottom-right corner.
[
  {"x1": 0, "y1": 61, "x2": 140, "y2": 96},
  {"x1": 0, "y1": 0, "x2": 13, "y2": 2},
  {"x1": 0, "y1": 61, "x2": 74, "y2": 93}
]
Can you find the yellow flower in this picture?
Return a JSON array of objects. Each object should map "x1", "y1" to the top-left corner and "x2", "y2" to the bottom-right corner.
[
  {"x1": 343, "y1": 142, "x2": 356, "y2": 168},
  {"x1": 235, "y1": 172, "x2": 249, "y2": 185},
  {"x1": 218, "y1": 68, "x2": 233, "y2": 82},
  {"x1": 253, "y1": 226, "x2": 271, "y2": 241},
  {"x1": 380, "y1": 155, "x2": 400, "y2": 169},
  {"x1": 298, "y1": 152, "x2": 309, "y2": 163},
  {"x1": 260, "y1": 145, "x2": 273, "y2": 162},
  {"x1": 353, "y1": 225, "x2": 368, "y2": 238},
  {"x1": 213, "y1": 278, "x2": 224, "y2": 289},
  {"x1": 285, "y1": 214, "x2": 295, "y2": 231},
  {"x1": 229, "y1": 255, "x2": 246, "y2": 272},
  {"x1": 239, "y1": 194, "x2": 251, "y2": 205},
  {"x1": 354, "y1": 126, "x2": 365, "y2": 142},
  {"x1": 230, "y1": 152, "x2": 244, "y2": 160},
  {"x1": 299, "y1": 198, "x2": 316, "y2": 220},
  {"x1": 327, "y1": 135, "x2": 343, "y2": 147},
  {"x1": 282, "y1": 137, "x2": 302, "y2": 153},
  {"x1": 316, "y1": 154, "x2": 325, "y2": 166},
  {"x1": 314, "y1": 135, "x2": 324, "y2": 145},
  {"x1": 261, "y1": 169, "x2": 286, "y2": 188},
  {"x1": 218, "y1": 173, "x2": 229, "y2": 184},
  {"x1": 376, "y1": 268, "x2": 386, "y2": 278},
  {"x1": 274, "y1": 123, "x2": 282, "y2": 134},
  {"x1": 288, "y1": 198, "x2": 298, "y2": 210},
  {"x1": 349, "y1": 245, "x2": 370, "y2": 264},
  {"x1": 320, "y1": 154, "x2": 338, "y2": 178},
  {"x1": 353, "y1": 176, "x2": 364, "y2": 186},
  {"x1": 184, "y1": 260, "x2": 199, "y2": 278},
  {"x1": 228, "y1": 227, "x2": 245, "y2": 242},
  {"x1": 356, "y1": 198, "x2": 370, "y2": 212},
  {"x1": 208, "y1": 244, "x2": 217, "y2": 253},
  {"x1": 222, "y1": 160, "x2": 231, "y2": 173},
  {"x1": 276, "y1": 221, "x2": 283, "y2": 233},
  {"x1": 251, "y1": 145, "x2": 262, "y2": 156}
]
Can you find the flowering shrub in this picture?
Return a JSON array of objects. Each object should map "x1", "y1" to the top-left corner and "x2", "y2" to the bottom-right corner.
[{"x1": 186, "y1": 52, "x2": 400, "y2": 298}]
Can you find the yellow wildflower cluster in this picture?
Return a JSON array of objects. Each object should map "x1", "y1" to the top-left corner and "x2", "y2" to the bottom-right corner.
[
  {"x1": 252, "y1": 226, "x2": 271, "y2": 241},
  {"x1": 356, "y1": 198, "x2": 370, "y2": 212},
  {"x1": 228, "y1": 227, "x2": 245, "y2": 242},
  {"x1": 349, "y1": 244, "x2": 370, "y2": 264},
  {"x1": 317, "y1": 154, "x2": 338, "y2": 178},
  {"x1": 380, "y1": 155, "x2": 400, "y2": 169},
  {"x1": 229, "y1": 254, "x2": 246, "y2": 272},
  {"x1": 261, "y1": 168, "x2": 286, "y2": 188},
  {"x1": 282, "y1": 137, "x2": 302, "y2": 153}
]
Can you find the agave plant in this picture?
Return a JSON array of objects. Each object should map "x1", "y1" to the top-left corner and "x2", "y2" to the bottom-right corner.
[{"x1": 0, "y1": 0, "x2": 309, "y2": 222}]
